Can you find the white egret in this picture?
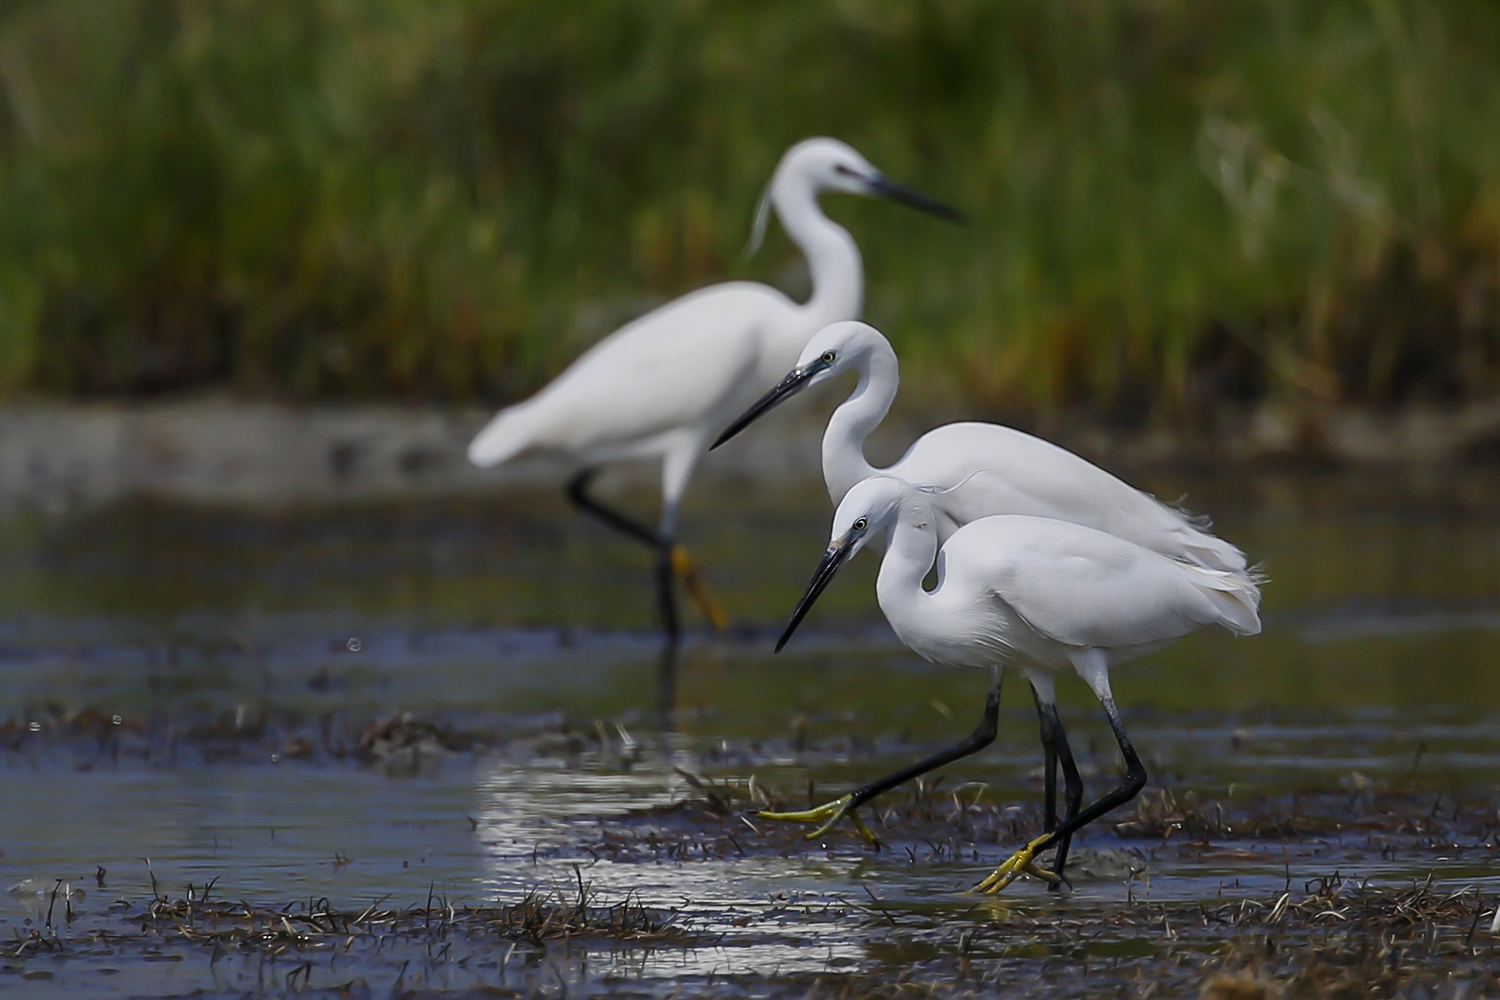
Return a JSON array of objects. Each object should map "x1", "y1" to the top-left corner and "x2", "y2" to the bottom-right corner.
[
  {"x1": 716, "y1": 321, "x2": 1250, "y2": 844},
  {"x1": 714, "y1": 320, "x2": 1246, "y2": 571},
  {"x1": 768, "y1": 476, "x2": 1262, "y2": 892},
  {"x1": 468, "y1": 141, "x2": 961, "y2": 643}
]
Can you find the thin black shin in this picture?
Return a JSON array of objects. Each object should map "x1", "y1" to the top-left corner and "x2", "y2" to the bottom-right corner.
[
  {"x1": 565, "y1": 469, "x2": 662, "y2": 549},
  {"x1": 654, "y1": 542, "x2": 681, "y2": 643},
  {"x1": 843, "y1": 671, "x2": 1003, "y2": 812},
  {"x1": 1036, "y1": 695, "x2": 1146, "y2": 849},
  {"x1": 1032, "y1": 686, "x2": 1059, "y2": 831},
  {"x1": 1040, "y1": 701, "x2": 1086, "y2": 884},
  {"x1": 655, "y1": 640, "x2": 680, "y2": 730},
  {"x1": 568, "y1": 469, "x2": 681, "y2": 641}
]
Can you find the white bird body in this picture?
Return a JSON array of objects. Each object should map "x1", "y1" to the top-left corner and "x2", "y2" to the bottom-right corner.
[
  {"x1": 468, "y1": 138, "x2": 878, "y2": 480},
  {"x1": 869, "y1": 494, "x2": 1262, "y2": 677},
  {"x1": 783, "y1": 473, "x2": 1262, "y2": 688},
  {"x1": 718, "y1": 321, "x2": 1246, "y2": 573},
  {"x1": 470, "y1": 282, "x2": 822, "y2": 472},
  {"x1": 466, "y1": 141, "x2": 961, "y2": 641},
  {"x1": 856, "y1": 422, "x2": 1244, "y2": 572},
  {"x1": 769, "y1": 474, "x2": 1261, "y2": 891}
]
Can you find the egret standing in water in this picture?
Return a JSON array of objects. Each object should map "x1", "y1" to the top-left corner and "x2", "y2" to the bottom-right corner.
[
  {"x1": 468, "y1": 141, "x2": 961, "y2": 643},
  {"x1": 772, "y1": 476, "x2": 1262, "y2": 891},
  {"x1": 714, "y1": 320, "x2": 1250, "y2": 841},
  {"x1": 715, "y1": 321, "x2": 1245, "y2": 572}
]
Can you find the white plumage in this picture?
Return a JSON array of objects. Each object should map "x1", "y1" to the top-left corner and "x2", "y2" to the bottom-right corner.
[
  {"x1": 766, "y1": 475, "x2": 1262, "y2": 892},
  {"x1": 715, "y1": 320, "x2": 1246, "y2": 572},
  {"x1": 467, "y1": 141, "x2": 960, "y2": 641},
  {"x1": 783, "y1": 476, "x2": 1260, "y2": 678},
  {"x1": 470, "y1": 285, "x2": 806, "y2": 480},
  {"x1": 842, "y1": 478, "x2": 1262, "y2": 672}
]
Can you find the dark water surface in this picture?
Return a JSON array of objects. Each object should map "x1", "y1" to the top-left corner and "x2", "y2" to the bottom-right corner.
[{"x1": 1, "y1": 468, "x2": 1498, "y2": 995}]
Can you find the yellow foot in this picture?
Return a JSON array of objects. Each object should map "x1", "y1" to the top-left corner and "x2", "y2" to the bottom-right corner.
[
  {"x1": 757, "y1": 794, "x2": 878, "y2": 845},
  {"x1": 671, "y1": 545, "x2": 729, "y2": 631},
  {"x1": 972, "y1": 834, "x2": 1064, "y2": 893}
]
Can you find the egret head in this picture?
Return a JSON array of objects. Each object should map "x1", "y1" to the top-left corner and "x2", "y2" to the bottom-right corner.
[
  {"x1": 776, "y1": 476, "x2": 924, "y2": 652},
  {"x1": 712, "y1": 321, "x2": 890, "y2": 449},
  {"x1": 776, "y1": 138, "x2": 965, "y2": 219},
  {"x1": 776, "y1": 138, "x2": 881, "y2": 197},
  {"x1": 800, "y1": 319, "x2": 889, "y2": 378},
  {"x1": 747, "y1": 138, "x2": 965, "y2": 256}
]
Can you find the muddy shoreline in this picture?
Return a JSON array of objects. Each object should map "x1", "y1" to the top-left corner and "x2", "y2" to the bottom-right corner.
[
  {"x1": 2, "y1": 397, "x2": 1498, "y2": 510},
  {"x1": 4, "y1": 400, "x2": 1499, "y2": 998},
  {"x1": 4, "y1": 729, "x2": 1498, "y2": 1000}
]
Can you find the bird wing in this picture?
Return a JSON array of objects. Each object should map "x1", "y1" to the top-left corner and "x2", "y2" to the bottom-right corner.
[
  {"x1": 891, "y1": 423, "x2": 1247, "y2": 572},
  {"x1": 496, "y1": 283, "x2": 802, "y2": 457},
  {"x1": 957, "y1": 516, "x2": 1261, "y2": 651}
]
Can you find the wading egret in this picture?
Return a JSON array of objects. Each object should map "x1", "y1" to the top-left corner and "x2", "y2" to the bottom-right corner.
[
  {"x1": 468, "y1": 142, "x2": 961, "y2": 643},
  {"x1": 769, "y1": 476, "x2": 1262, "y2": 892},
  {"x1": 714, "y1": 321, "x2": 1245, "y2": 571}
]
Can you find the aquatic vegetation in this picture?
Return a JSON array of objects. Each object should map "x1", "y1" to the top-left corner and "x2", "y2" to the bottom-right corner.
[
  {"x1": 2, "y1": 814, "x2": 1496, "y2": 996},
  {"x1": 1, "y1": 1, "x2": 1499, "y2": 417},
  {"x1": 1, "y1": 475, "x2": 1497, "y2": 994}
]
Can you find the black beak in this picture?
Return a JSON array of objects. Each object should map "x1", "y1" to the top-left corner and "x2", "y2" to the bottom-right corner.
[
  {"x1": 776, "y1": 533, "x2": 857, "y2": 652},
  {"x1": 711, "y1": 360, "x2": 826, "y2": 450},
  {"x1": 868, "y1": 176, "x2": 966, "y2": 224}
]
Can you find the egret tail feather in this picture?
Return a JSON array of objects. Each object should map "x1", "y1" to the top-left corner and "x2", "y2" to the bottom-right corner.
[
  {"x1": 1195, "y1": 568, "x2": 1263, "y2": 636},
  {"x1": 468, "y1": 405, "x2": 542, "y2": 468}
]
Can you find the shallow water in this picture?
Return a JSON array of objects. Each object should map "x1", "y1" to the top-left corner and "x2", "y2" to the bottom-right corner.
[{"x1": 1, "y1": 468, "x2": 1498, "y2": 995}]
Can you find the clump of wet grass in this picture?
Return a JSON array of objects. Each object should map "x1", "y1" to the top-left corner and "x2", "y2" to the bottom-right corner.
[
  {"x1": 3, "y1": 878, "x2": 698, "y2": 993},
  {"x1": 738, "y1": 773, "x2": 1500, "y2": 845},
  {"x1": 126, "y1": 879, "x2": 689, "y2": 952},
  {"x1": 0, "y1": 704, "x2": 602, "y2": 769},
  {"x1": 788, "y1": 880, "x2": 1499, "y2": 999},
  {"x1": 1113, "y1": 785, "x2": 1500, "y2": 851},
  {"x1": 1197, "y1": 879, "x2": 1500, "y2": 1000},
  {"x1": 4, "y1": 845, "x2": 1497, "y2": 997},
  {"x1": 594, "y1": 771, "x2": 1500, "y2": 881},
  {"x1": 3, "y1": 878, "x2": 687, "y2": 956},
  {"x1": 1113, "y1": 787, "x2": 1311, "y2": 840}
]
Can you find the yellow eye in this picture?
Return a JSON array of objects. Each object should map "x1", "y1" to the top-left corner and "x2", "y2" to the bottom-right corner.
[
  {"x1": 820, "y1": 351, "x2": 836, "y2": 364},
  {"x1": 853, "y1": 517, "x2": 868, "y2": 531}
]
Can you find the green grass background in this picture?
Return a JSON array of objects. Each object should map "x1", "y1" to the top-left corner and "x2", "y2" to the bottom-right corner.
[{"x1": 2, "y1": 0, "x2": 1498, "y2": 420}]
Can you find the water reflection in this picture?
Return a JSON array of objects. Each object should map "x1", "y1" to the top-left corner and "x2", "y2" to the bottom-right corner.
[
  {"x1": 657, "y1": 638, "x2": 681, "y2": 732},
  {"x1": 1, "y1": 471, "x2": 1498, "y2": 910}
]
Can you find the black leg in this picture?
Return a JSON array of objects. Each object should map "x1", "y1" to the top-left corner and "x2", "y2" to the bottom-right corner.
[
  {"x1": 655, "y1": 641, "x2": 680, "y2": 733},
  {"x1": 1031, "y1": 686, "x2": 1059, "y2": 832},
  {"x1": 975, "y1": 692, "x2": 1144, "y2": 893},
  {"x1": 567, "y1": 468, "x2": 681, "y2": 644},
  {"x1": 762, "y1": 669, "x2": 1004, "y2": 845},
  {"x1": 565, "y1": 469, "x2": 662, "y2": 549},
  {"x1": 1036, "y1": 694, "x2": 1146, "y2": 849},
  {"x1": 1038, "y1": 700, "x2": 1086, "y2": 886},
  {"x1": 841, "y1": 668, "x2": 1003, "y2": 812},
  {"x1": 654, "y1": 540, "x2": 681, "y2": 644}
]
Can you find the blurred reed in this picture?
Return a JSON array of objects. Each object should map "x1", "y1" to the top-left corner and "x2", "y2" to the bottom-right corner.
[{"x1": 0, "y1": 0, "x2": 1498, "y2": 419}]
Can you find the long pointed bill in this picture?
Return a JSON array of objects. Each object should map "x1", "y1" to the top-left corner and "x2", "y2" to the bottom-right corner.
[
  {"x1": 776, "y1": 533, "x2": 855, "y2": 652},
  {"x1": 868, "y1": 177, "x2": 966, "y2": 224},
  {"x1": 711, "y1": 361, "x2": 825, "y2": 450}
]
